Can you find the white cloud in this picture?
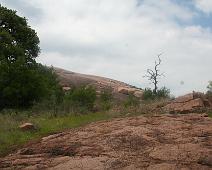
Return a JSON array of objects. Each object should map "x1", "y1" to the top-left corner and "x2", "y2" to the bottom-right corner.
[
  {"x1": 194, "y1": 0, "x2": 212, "y2": 14},
  {"x1": 1, "y1": 0, "x2": 212, "y2": 96}
]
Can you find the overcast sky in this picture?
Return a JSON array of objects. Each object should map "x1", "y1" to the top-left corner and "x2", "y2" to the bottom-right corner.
[{"x1": 1, "y1": 0, "x2": 212, "y2": 96}]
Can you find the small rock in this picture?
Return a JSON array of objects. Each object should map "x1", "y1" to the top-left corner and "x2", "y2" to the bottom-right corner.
[
  {"x1": 201, "y1": 113, "x2": 208, "y2": 117},
  {"x1": 19, "y1": 123, "x2": 35, "y2": 131},
  {"x1": 62, "y1": 86, "x2": 71, "y2": 91}
]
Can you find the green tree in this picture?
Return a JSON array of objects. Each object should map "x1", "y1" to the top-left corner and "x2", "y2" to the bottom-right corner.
[
  {"x1": 0, "y1": 5, "x2": 40, "y2": 63},
  {"x1": 0, "y1": 6, "x2": 62, "y2": 109}
]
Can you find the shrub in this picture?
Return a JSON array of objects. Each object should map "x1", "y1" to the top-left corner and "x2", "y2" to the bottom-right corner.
[
  {"x1": 142, "y1": 87, "x2": 170, "y2": 100},
  {"x1": 99, "y1": 89, "x2": 113, "y2": 110},
  {"x1": 157, "y1": 87, "x2": 170, "y2": 99},
  {"x1": 64, "y1": 86, "x2": 96, "y2": 113},
  {"x1": 206, "y1": 81, "x2": 212, "y2": 96},
  {"x1": 124, "y1": 94, "x2": 139, "y2": 108},
  {"x1": 142, "y1": 88, "x2": 155, "y2": 100},
  {"x1": 206, "y1": 81, "x2": 212, "y2": 102}
]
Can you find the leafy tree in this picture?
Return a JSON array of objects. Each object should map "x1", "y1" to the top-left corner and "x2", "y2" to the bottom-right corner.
[
  {"x1": 0, "y1": 5, "x2": 40, "y2": 63},
  {"x1": 0, "y1": 5, "x2": 62, "y2": 109}
]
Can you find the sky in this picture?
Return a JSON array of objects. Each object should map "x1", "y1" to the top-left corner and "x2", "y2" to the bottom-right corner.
[{"x1": 1, "y1": 0, "x2": 212, "y2": 96}]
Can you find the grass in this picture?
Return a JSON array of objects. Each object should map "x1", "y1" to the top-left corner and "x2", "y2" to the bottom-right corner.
[
  {"x1": 0, "y1": 111, "x2": 113, "y2": 157},
  {"x1": 208, "y1": 111, "x2": 212, "y2": 118},
  {"x1": 1, "y1": 98, "x2": 209, "y2": 158}
]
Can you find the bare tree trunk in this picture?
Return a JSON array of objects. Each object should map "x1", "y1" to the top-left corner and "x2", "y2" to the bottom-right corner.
[{"x1": 144, "y1": 53, "x2": 163, "y2": 95}]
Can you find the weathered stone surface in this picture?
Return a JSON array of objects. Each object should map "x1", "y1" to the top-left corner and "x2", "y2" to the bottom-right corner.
[
  {"x1": 117, "y1": 87, "x2": 143, "y2": 98},
  {"x1": 1, "y1": 114, "x2": 211, "y2": 170},
  {"x1": 133, "y1": 90, "x2": 143, "y2": 98},
  {"x1": 62, "y1": 86, "x2": 71, "y2": 91},
  {"x1": 19, "y1": 123, "x2": 35, "y2": 131},
  {"x1": 164, "y1": 92, "x2": 212, "y2": 113},
  {"x1": 55, "y1": 67, "x2": 143, "y2": 100},
  {"x1": 174, "y1": 93, "x2": 194, "y2": 103},
  {"x1": 117, "y1": 87, "x2": 131, "y2": 95}
]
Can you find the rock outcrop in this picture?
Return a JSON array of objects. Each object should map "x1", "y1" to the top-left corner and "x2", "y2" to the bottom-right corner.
[
  {"x1": 1, "y1": 114, "x2": 212, "y2": 169},
  {"x1": 117, "y1": 87, "x2": 143, "y2": 98},
  {"x1": 54, "y1": 67, "x2": 143, "y2": 99},
  {"x1": 164, "y1": 92, "x2": 212, "y2": 113}
]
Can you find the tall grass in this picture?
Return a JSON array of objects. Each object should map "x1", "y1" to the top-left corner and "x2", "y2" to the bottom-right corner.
[
  {"x1": 0, "y1": 111, "x2": 112, "y2": 157},
  {"x1": 0, "y1": 94, "x2": 171, "y2": 157}
]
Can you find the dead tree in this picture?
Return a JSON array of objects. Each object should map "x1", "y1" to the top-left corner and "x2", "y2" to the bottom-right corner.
[{"x1": 144, "y1": 54, "x2": 164, "y2": 95}]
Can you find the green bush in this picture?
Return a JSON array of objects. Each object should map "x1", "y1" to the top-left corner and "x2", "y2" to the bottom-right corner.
[
  {"x1": 142, "y1": 88, "x2": 155, "y2": 100},
  {"x1": 124, "y1": 94, "x2": 139, "y2": 108},
  {"x1": 206, "y1": 81, "x2": 212, "y2": 96},
  {"x1": 157, "y1": 87, "x2": 170, "y2": 98},
  {"x1": 206, "y1": 81, "x2": 212, "y2": 102},
  {"x1": 142, "y1": 87, "x2": 170, "y2": 100},
  {"x1": 99, "y1": 89, "x2": 113, "y2": 110},
  {"x1": 64, "y1": 86, "x2": 96, "y2": 113}
]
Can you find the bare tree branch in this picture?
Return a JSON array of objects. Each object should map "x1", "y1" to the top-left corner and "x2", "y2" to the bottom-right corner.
[{"x1": 143, "y1": 53, "x2": 164, "y2": 94}]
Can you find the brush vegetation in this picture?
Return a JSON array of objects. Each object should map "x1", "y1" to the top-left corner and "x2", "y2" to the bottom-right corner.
[{"x1": 1, "y1": 5, "x2": 211, "y2": 160}]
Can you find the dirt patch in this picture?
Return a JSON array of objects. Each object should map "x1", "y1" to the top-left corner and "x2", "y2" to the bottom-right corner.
[{"x1": 0, "y1": 113, "x2": 212, "y2": 170}]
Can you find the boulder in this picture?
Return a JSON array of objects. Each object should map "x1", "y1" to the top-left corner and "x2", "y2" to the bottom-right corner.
[
  {"x1": 164, "y1": 92, "x2": 211, "y2": 114},
  {"x1": 62, "y1": 86, "x2": 71, "y2": 91},
  {"x1": 118, "y1": 87, "x2": 143, "y2": 98},
  {"x1": 174, "y1": 93, "x2": 194, "y2": 103},
  {"x1": 117, "y1": 87, "x2": 131, "y2": 95},
  {"x1": 133, "y1": 91, "x2": 143, "y2": 98},
  {"x1": 19, "y1": 123, "x2": 35, "y2": 131}
]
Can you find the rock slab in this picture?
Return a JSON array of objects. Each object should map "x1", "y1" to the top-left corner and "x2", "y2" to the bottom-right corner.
[
  {"x1": 164, "y1": 92, "x2": 212, "y2": 113},
  {"x1": 1, "y1": 114, "x2": 212, "y2": 170}
]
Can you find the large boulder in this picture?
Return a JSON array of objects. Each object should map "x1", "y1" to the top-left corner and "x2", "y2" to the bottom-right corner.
[
  {"x1": 117, "y1": 87, "x2": 133, "y2": 95},
  {"x1": 133, "y1": 90, "x2": 143, "y2": 98},
  {"x1": 117, "y1": 87, "x2": 143, "y2": 98},
  {"x1": 164, "y1": 92, "x2": 212, "y2": 114}
]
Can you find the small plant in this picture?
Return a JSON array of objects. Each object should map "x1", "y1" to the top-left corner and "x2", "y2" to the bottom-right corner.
[
  {"x1": 99, "y1": 89, "x2": 113, "y2": 110},
  {"x1": 142, "y1": 88, "x2": 155, "y2": 100},
  {"x1": 207, "y1": 81, "x2": 212, "y2": 92},
  {"x1": 64, "y1": 86, "x2": 96, "y2": 113},
  {"x1": 124, "y1": 94, "x2": 139, "y2": 108},
  {"x1": 156, "y1": 87, "x2": 170, "y2": 98},
  {"x1": 206, "y1": 81, "x2": 212, "y2": 102}
]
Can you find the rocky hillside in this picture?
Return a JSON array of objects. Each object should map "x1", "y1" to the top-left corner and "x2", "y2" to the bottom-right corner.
[
  {"x1": 1, "y1": 114, "x2": 211, "y2": 169},
  {"x1": 54, "y1": 67, "x2": 143, "y2": 99}
]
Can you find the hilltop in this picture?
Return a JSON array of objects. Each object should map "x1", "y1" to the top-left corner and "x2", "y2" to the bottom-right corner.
[{"x1": 54, "y1": 67, "x2": 144, "y2": 99}]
